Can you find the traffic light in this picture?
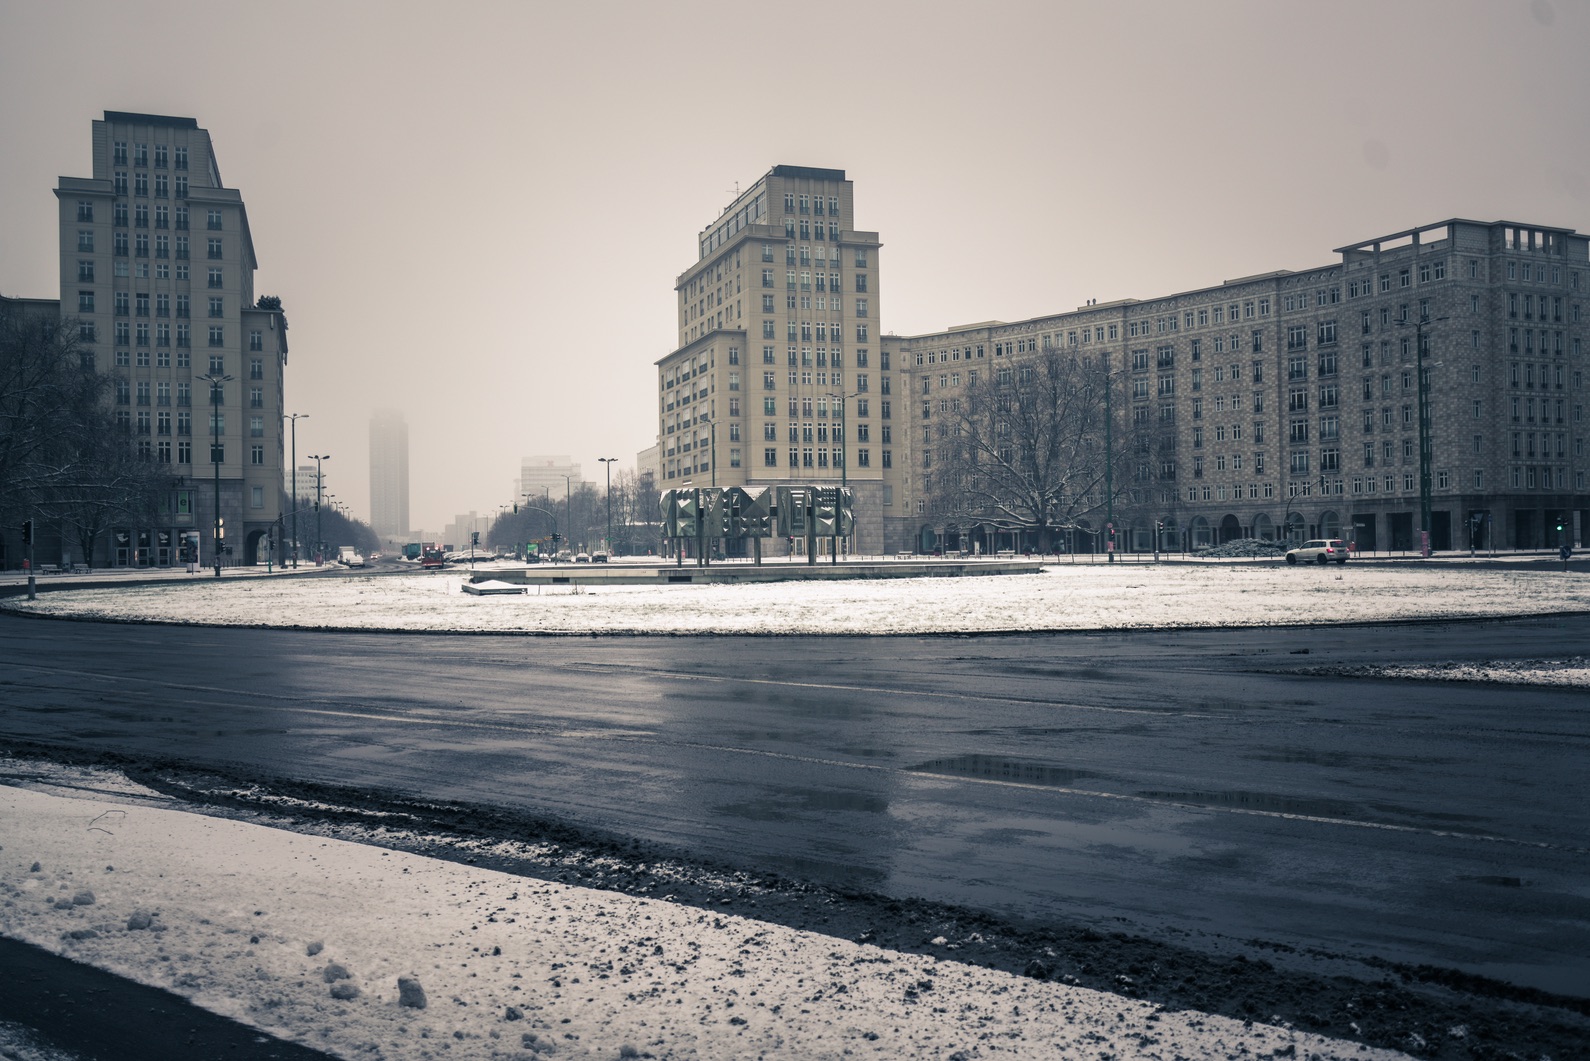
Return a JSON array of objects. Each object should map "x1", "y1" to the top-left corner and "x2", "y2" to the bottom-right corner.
[
  {"x1": 217, "y1": 517, "x2": 225, "y2": 540},
  {"x1": 21, "y1": 520, "x2": 32, "y2": 545}
]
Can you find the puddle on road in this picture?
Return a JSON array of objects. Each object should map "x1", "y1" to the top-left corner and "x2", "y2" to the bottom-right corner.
[
  {"x1": 718, "y1": 788, "x2": 890, "y2": 823},
  {"x1": 908, "y1": 754, "x2": 1096, "y2": 788},
  {"x1": 1457, "y1": 874, "x2": 1528, "y2": 888},
  {"x1": 1135, "y1": 789, "x2": 1360, "y2": 819}
]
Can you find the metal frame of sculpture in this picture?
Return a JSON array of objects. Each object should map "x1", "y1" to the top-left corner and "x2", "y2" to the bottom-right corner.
[{"x1": 660, "y1": 485, "x2": 854, "y2": 566}]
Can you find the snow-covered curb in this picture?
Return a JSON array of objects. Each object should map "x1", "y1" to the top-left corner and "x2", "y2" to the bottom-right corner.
[
  {"x1": 0, "y1": 786, "x2": 1406, "y2": 1061},
  {"x1": 3, "y1": 564, "x2": 1587, "y2": 636}
]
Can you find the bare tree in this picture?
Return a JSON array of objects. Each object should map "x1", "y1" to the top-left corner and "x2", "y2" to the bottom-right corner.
[
  {"x1": 0, "y1": 304, "x2": 102, "y2": 519},
  {"x1": 2, "y1": 302, "x2": 195, "y2": 566},
  {"x1": 926, "y1": 349, "x2": 1141, "y2": 551}
]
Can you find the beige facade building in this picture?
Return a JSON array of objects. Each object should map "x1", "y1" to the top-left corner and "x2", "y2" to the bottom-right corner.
[
  {"x1": 54, "y1": 111, "x2": 287, "y2": 566},
  {"x1": 656, "y1": 166, "x2": 889, "y2": 555},
  {"x1": 888, "y1": 219, "x2": 1587, "y2": 555},
  {"x1": 657, "y1": 171, "x2": 1589, "y2": 557}
]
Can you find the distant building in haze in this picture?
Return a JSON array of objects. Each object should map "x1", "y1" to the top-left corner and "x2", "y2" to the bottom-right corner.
[
  {"x1": 369, "y1": 409, "x2": 409, "y2": 540},
  {"x1": 519, "y1": 456, "x2": 585, "y2": 503}
]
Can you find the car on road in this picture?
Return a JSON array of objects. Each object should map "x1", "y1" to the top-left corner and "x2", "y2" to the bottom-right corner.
[
  {"x1": 1286, "y1": 538, "x2": 1348, "y2": 564},
  {"x1": 574, "y1": 552, "x2": 591, "y2": 563},
  {"x1": 591, "y1": 551, "x2": 610, "y2": 563}
]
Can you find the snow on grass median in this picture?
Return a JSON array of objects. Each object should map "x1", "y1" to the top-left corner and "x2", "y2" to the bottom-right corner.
[{"x1": 3, "y1": 563, "x2": 1587, "y2": 635}]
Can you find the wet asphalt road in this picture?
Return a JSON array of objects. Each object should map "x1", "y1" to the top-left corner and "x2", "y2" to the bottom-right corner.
[{"x1": 1, "y1": 611, "x2": 1586, "y2": 998}]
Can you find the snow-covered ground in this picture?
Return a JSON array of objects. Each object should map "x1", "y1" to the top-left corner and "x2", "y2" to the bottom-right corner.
[
  {"x1": 5, "y1": 562, "x2": 1589, "y2": 638},
  {"x1": 0, "y1": 776, "x2": 1410, "y2": 1061},
  {"x1": 3, "y1": 564, "x2": 1583, "y2": 1058}
]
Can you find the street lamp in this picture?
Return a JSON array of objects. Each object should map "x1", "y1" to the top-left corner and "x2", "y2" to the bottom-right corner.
[
  {"x1": 692, "y1": 416, "x2": 716, "y2": 489},
  {"x1": 1397, "y1": 313, "x2": 1447, "y2": 556},
  {"x1": 825, "y1": 390, "x2": 859, "y2": 562},
  {"x1": 308, "y1": 453, "x2": 330, "y2": 564},
  {"x1": 1103, "y1": 361, "x2": 1115, "y2": 562},
  {"x1": 598, "y1": 457, "x2": 617, "y2": 554},
  {"x1": 284, "y1": 412, "x2": 307, "y2": 568},
  {"x1": 562, "y1": 474, "x2": 573, "y2": 554},
  {"x1": 196, "y1": 372, "x2": 233, "y2": 577}
]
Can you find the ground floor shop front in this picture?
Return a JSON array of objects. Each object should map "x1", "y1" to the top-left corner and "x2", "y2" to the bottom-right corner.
[{"x1": 888, "y1": 492, "x2": 1587, "y2": 556}]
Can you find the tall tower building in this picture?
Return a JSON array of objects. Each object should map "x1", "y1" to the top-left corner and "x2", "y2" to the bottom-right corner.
[
  {"x1": 369, "y1": 408, "x2": 409, "y2": 541},
  {"x1": 55, "y1": 111, "x2": 287, "y2": 567},
  {"x1": 656, "y1": 166, "x2": 886, "y2": 553}
]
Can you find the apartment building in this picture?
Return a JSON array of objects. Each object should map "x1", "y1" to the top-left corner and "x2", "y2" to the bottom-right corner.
[
  {"x1": 655, "y1": 166, "x2": 889, "y2": 554},
  {"x1": 54, "y1": 111, "x2": 287, "y2": 567},
  {"x1": 890, "y1": 219, "x2": 1587, "y2": 555},
  {"x1": 519, "y1": 456, "x2": 585, "y2": 504}
]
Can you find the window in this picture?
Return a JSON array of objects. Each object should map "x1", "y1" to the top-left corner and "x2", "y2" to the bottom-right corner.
[{"x1": 207, "y1": 268, "x2": 223, "y2": 289}]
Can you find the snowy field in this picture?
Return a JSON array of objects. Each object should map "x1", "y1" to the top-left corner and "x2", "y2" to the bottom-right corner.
[
  {"x1": 0, "y1": 777, "x2": 1410, "y2": 1061},
  {"x1": 5, "y1": 562, "x2": 1590, "y2": 638}
]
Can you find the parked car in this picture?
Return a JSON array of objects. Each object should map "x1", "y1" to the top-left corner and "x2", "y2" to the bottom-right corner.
[{"x1": 1286, "y1": 539, "x2": 1348, "y2": 564}]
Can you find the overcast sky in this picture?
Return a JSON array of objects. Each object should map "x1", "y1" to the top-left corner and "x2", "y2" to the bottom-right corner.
[{"x1": 2, "y1": 0, "x2": 1585, "y2": 533}]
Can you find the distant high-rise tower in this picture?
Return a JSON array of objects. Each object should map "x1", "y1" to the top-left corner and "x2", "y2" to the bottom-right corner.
[{"x1": 369, "y1": 409, "x2": 409, "y2": 540}]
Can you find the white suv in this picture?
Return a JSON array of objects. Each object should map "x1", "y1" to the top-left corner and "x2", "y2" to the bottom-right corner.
[{"x1": 1286, "y1": 539, "x2": 1348, "y2": 565}]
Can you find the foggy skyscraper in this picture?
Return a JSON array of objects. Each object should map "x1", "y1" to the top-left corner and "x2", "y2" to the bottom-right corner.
[{"x1": 369, "y1": 409, "x2": 409, "y2": 541}]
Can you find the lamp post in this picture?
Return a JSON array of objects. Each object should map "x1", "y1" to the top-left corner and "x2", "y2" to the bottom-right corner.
[
  {"x1": 825, "y1": 390, "x2": 859, "y2": 562},
  {"x1": 1397, "y1": 313, "x2": 1446, "y2": 556},
  {"x1": 692, "y1": 416, "x2": 715, "y2": 488},
  {"x1": 308, "y1": 453, "x2": 329, "y2": 564},
  {"x1": 598, "y1": 457, "x2": 616, "y2": 553},
  {"x1": 284, "y1": 413, "x2": 307, "y2": 567},
  {"x1": 1104, "y1": 361, "x2": 1115, "y2": 562},
  {"x1": 561, "y1": 474, "x2": 573, "y2": 554},
  {"x1": 196, "y1": 372, "x2": 233, "y2": 577}
]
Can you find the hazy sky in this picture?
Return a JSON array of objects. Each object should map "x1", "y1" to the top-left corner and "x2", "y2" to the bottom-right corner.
[{"x1": 2, "y1": 0, "x2": 1586, "y2": 532}]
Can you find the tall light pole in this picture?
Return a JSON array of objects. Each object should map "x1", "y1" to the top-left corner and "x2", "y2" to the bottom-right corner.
[
  {"x1": 1104, "y1": 361, "x2": 1115, "y2": 562},
  {"x1": 598, "y1": 457, "x2": 616, "y2": 553},
  {"x1": 562, "y1": 474, "x2": 573, "y2": 553},
  {"x1": 826, "y1": 390, "x2": 859, "y2": 562},
  {"x1": 284, "y1": 413, "x2": 307, "y2": 567},
  {"x1": 196, "y1": 371, "x2": 233, "y2": 577},
  {"x1": 308, "y1": 453, "x2": 329, "y2": 564},
  {"x1": 1398, "y1": 313, "x2": 1446, "y2": 555}
]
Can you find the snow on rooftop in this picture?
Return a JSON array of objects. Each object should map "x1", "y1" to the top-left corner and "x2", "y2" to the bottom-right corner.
[{"x1": 0, "y1": 784, "x2": 1409, "y2": 1060}]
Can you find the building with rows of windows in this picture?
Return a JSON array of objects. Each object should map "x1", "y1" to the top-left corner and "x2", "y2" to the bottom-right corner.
[
  {"x1": 655, "y1": 166, "x2": 889, "y2": 555},
  {"x1": 657, "y1": 171, "x2": 1586, "y2": 556},
  {"x1": 39, "y1": 110, "x2": 288, "y2": 568},
  {"x1": 885, "y1": 218, "x2": 1587, "y2": 555}
]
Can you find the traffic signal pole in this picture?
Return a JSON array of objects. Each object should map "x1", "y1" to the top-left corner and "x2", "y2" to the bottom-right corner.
[{"x1": 24, "y1": 518, "x2": 36, "y2": 601}]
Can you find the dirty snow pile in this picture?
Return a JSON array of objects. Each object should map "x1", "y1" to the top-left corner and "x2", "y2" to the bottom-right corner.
[
  {"x1": 1346, "y1": 657, "x2": 1590, "y2": 687},
  {"x1": 0, "y1": 784, "x2": 1409, "y2": 1061},
  {"x1": 5, "y1": 563, "x2": 1588, "y2": 636}
]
